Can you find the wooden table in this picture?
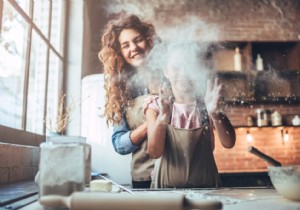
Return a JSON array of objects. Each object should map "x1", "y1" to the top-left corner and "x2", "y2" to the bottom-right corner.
[{"x1": 17, "y1": 187, "x2": 300, "y2": 210}]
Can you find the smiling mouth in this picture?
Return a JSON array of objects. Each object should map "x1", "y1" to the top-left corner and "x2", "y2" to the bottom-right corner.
[{"x1": 131, "y1": 53, "x2": 145, "y2": 59}]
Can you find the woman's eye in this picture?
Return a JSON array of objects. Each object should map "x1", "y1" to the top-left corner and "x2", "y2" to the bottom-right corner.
[
  {"x1": 122, "y1": 44, "x2": 129, "y2": 49},
  {"x1": 136, "y1": 37, "x2": 145, "y2": 43}
]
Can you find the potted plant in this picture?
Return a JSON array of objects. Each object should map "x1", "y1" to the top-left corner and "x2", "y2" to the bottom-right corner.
[{"x1": 46, "y1": 93, "x2": 72, "y2": 136}]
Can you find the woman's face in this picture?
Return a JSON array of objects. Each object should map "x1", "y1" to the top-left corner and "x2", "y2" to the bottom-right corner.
[{"x1": 118, "y1": 28, "x2": 150, "y2": 67}]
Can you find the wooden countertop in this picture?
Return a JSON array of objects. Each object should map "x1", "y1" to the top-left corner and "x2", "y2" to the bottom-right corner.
[{"x1": 19, "y1": 187, "x2": 300, "y2": 210}]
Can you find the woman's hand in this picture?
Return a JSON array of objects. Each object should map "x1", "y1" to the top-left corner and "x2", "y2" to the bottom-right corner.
[
  {"x1": 204, "y1": 78, "x2": 223, "y2": 116},
  {"x1": 158, "y1": 81, "x2": 173, "y2": 124}
]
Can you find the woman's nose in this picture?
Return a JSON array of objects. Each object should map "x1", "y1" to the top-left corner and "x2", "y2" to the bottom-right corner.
[{"x1": 130, "y1": 43, "x2": 139, "y2": 51}]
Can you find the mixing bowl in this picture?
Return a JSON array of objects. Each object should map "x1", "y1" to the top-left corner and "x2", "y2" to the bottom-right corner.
[{"x1": 268, "y1": 165, "x2": 300, "y2": 201}]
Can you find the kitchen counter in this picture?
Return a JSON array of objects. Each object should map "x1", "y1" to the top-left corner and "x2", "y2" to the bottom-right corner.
[
  {"x1": 18, "y1": 187, "x2": 300, "y2": 210},
  {"x1": 219, "y1": 171, "x2": 272, "y2": 187}
]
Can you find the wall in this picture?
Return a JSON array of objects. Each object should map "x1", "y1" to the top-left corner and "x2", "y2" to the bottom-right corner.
[
  {"x1": 0, "y1": 143, "x2": 39, "y2": 184},
  {"x1": 84, "y1": 0, "x2": 300, "y2": 77},
  {"x1": 213, "y1": 104, "x2": 300, "y2": 172},
  {"x1": 214, "y1": 127, "x2": 300, "y2": 172},
  {"x1": 65, "y1": 0, "x2": 84, "y2": 136},
  {"x1": 0, "y1": 126, "x2": 43, "y2": 184},
  {"x1": 155, "y1": 0, "x2": 300, "y2": 42}
]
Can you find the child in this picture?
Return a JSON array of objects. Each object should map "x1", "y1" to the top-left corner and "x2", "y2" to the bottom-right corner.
[{"x1": 144, "y1": 44, "x2": 236, "y2": 188}]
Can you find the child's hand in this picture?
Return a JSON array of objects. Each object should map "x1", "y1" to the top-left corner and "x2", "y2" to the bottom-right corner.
[
  {"x1": 158, "y1": 81, "x2": 172, "y2": 124},
  {"x1": 204, "y1": 78, "x2": 223, "y2": 116},
  {"x1": 142, "y1": 95, "x2": 157, "y2": 115}
]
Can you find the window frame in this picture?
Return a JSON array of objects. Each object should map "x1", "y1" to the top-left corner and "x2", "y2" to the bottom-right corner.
[
  {"x1": 0, "y1": 0, "x2": 3, "y2": 30},
  {"x1": 0, "y1": 0, "x2": 69, "y2": 145}
]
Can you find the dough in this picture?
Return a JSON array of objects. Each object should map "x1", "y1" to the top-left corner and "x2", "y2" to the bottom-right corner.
[{"x1": 90, "y1": 180, "x2": 112, "y2": 192}]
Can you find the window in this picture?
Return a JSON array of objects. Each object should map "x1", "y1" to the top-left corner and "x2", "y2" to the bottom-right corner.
[{"x1": 0, "y1": 0, "x2": 66, "y2": 135}]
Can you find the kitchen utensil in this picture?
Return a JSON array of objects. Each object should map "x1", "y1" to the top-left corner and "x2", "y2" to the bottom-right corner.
[
  {"x1": 39, "y1": 192, "x2": 223, "y2": 210},
  {"x1": 248, "y1": 146, "x2": 300, "y2": 201},
  {"x1": 248, "y1": 146, "x2": 281, "y2": 166},
  {"x1": 268, "y1": 165, "x2": 300, "y2": 201}
]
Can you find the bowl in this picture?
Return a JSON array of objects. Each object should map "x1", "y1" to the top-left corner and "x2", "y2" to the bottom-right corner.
[{"x1": 268, "y1": 165, "x2": 300, "y2": 201}]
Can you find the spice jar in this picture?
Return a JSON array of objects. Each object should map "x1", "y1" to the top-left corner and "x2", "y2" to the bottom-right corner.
[
  {"x1": 271, "y1": 111, "x2": 282, "y2": 126},
  {"x1": 292, "y1": 115, "x2": 300, "y2": 126},
  {"x1": 256, "y1": 108, "x2": 269, "y2": 127}
]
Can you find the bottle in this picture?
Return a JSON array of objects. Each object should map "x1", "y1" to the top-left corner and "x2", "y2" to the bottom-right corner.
[
  {"x1": 271, "y1": 111, "x2": 282, "y2": 126},
  {"x1": 246, "y1": 116, "x2": 254, "y2": 127},
  {"x1": 234, "y1": 47, "x2": 242, "y2": 71},
  {"x1": 256, "y1": 54, "x2": 264, "y2": 71}
]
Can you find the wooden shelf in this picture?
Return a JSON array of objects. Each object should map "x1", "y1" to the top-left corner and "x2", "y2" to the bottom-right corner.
[
  {"x1": 223, "y1": 96, "x2": 300, "y2": 105},
  {"x1": 216, "y1": 71, "x2": 300, "y2": 105},
  {"x1": 212, "y1": 42, "x2": 300, "y2": 72},
  {"x1": 234, "y1": 125, "x2": 300, "y2": 129},
  {"x1": 211, "y1": 41, "x2": 300, "y2": 105},
  {"x1": 252, "y1": 42, "x2": 300, "y2": 71}
]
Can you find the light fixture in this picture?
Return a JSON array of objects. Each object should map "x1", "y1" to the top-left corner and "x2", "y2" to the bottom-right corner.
[
  {"x1": 281, "y1": 129, "x2": 289, "y2": 144},
  {"x1": 246, "y1": 130, "x2": 253, "y2": 142},
  {"x1": 284, "y1": 130, "x2": 289, "y2": 142}
]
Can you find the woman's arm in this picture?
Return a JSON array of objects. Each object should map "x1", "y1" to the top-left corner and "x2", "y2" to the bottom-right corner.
[
  {"x1": 112, "y1": 118, "x2": 147, "y2": 155},
  {"x1": 130, "y1": 121, "x2": 148, "y2": 145}
]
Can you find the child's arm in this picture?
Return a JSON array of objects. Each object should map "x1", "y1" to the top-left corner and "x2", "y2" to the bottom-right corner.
[
  {"x1": 210, "y1": 112, "x2": 236, "y2": 148},
  {"x1": 205, "y1": 78, "x2": 236, "y2": 148},
  {"x1": 146, "y1": 109, "x2": 168, "y2": 158},
  {"x1": 146, "y1": 82, "x2": 173, "y2": 159}
]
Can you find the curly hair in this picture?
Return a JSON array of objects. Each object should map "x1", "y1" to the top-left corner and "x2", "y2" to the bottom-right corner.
[{"x1": 99, "y1": 14, "x2": 156, "y2": 125}]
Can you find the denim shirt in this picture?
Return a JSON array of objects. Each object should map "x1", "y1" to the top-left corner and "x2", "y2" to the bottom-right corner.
[
  {"x1": 112, "y1": 115, "x2": 140, "y2": 155},
  {"x1": 112, "y1": 75, "x2": 148, "y2": 155}
]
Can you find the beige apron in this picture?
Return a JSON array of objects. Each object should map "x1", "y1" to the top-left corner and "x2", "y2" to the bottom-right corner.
[
  {"x1": 126, "y1": 95, "x2": 155, "y2": 182},
  {"x1": 152, "y1": 119, "x2": 222, "y2": 188}
]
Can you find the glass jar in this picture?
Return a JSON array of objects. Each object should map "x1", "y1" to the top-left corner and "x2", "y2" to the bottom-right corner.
[
  {"x1": 256, "y1": 108, "x2": 269, "y2": 127},
  {"x1": 38, "y1": 136, "x2": 91, "y2": 197}
]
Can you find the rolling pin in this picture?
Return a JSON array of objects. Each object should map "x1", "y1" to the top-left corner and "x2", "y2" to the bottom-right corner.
[
  {"x1": 39, "y1": 192, "x2": 222, "y2": 210},
  {"x1": 248, "y1": 146, "x2": 281, "y2": 166}
]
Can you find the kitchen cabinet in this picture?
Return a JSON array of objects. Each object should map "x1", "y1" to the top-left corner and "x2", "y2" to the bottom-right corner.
[{"x1": 211, "y1": 42, "x2": 300, "y2": 105}]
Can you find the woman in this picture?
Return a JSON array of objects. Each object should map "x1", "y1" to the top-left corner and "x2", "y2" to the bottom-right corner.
[
  {"x1": 145, "y1": 44, "x2": 236, "y2": 188},
  {"x1": 98, "y1": 14, "x2": 159, "y2": 188}
]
